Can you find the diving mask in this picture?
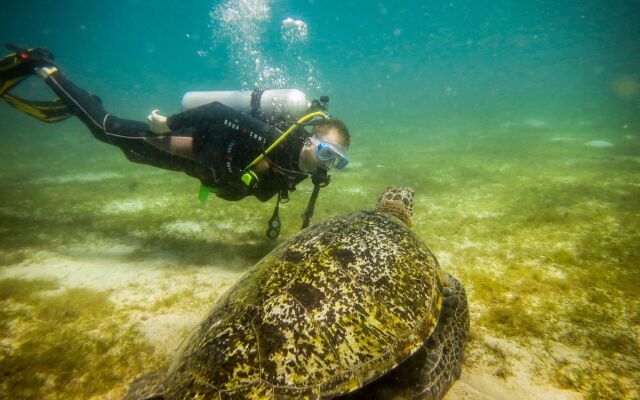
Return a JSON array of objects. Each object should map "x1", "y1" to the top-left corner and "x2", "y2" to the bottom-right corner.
[{"x1": 310, "y1": 136, "x2": 349, "y2": 170}]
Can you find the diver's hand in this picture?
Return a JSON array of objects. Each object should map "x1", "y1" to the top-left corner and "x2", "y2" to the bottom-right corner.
[{"x1": 147, "y1": 109, "x2": 170, "y2": 134}]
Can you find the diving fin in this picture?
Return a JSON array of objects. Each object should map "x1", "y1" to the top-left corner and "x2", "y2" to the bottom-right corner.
[
  {"x1": 2, "y1": 92, "x2": 71, "y2": 123},
  {"x1": 0, "y1": 44, "x2": 71, "y2": 122},
  {"x1": 0, "y1": 49, "x2": 30, "y2": 95},
  {"x1": 1, "y1": 44, "x2": 55, "y2": 94}
]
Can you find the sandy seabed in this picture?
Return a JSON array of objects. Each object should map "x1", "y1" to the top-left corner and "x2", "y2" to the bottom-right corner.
[
  {"x1": 0, "y1": 247, "x2": 582, "y2": 400},
  {"x1": 1, "y1": 124, "x2": 638, "y2": 399}
]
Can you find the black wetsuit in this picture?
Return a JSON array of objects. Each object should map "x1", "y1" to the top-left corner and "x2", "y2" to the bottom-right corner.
[{"x1": 42, "y1": 71, "x2": 309, "y2": 201}]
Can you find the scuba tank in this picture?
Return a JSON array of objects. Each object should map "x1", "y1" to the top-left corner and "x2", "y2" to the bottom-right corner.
[{"x1": 181, "y1": 88, "x2": 311, "y2": 123}]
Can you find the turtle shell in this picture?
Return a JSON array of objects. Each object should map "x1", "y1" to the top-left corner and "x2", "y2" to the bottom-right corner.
[{"x1": 162, "y1": 209, "x2": 443, "y2": 399}]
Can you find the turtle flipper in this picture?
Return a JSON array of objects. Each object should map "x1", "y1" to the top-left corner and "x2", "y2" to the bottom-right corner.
[
  {"x1": 123, "y1": 370, "x2": 165, "y2": 400},
  {"x1": 411, "y1": 273, "x2": 469, "y2": 399}
]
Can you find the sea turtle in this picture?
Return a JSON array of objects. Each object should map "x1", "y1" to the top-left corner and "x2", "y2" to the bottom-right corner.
[{"x1": 126, "y1": 186, "x2": 469, "y2": 400}]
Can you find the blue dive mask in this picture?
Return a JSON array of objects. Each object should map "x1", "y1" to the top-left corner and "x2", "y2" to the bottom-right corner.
[{"x1": 310, "y1": 136, "x2": 349, "y2": 170}]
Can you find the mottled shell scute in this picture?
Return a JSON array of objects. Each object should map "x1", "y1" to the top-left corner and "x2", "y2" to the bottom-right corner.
[{"x1": 162, "y1": 209, "x2": 443, "y2": 398}]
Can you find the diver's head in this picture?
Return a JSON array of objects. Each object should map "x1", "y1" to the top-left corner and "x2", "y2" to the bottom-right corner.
[{"x1": 298, "y1": 118, "x2": 350, "y2": 174}]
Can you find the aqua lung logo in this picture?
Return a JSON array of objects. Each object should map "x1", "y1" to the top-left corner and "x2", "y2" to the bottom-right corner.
[
  {"x1": 224, "y1": 119, "x2": 266, "y2": 143},
  {"x1": 249, "y1": 131, "x2": 266, "y2": 143},
  {"x1": 224, "y1": 119, "x2": 240, "y2": 130}
]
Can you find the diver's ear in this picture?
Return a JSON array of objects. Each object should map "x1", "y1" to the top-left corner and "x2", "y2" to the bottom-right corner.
[{"x1": 303, "y1": 136, "x2": 313, "y2": 149}]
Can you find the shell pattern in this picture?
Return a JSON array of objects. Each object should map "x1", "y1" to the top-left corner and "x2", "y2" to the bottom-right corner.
[{"x1": 162, "y1": 210, "x2": 443, "y2": 399}]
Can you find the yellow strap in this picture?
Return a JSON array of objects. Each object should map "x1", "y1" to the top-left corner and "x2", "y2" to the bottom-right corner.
[
  {"x1": 1, "y1": 92, "x2": 70, "y2": 122},
  {"x1": 243, "y1": 111, "x2": 328, "y2": 172},
  {"x1": 0, "y1": 55, "x2": 21, "y2": 72}
]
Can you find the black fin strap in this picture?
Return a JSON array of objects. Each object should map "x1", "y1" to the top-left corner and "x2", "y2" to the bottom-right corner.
[{"x1": 266, "y1": 191, "x2": 282, "y2": 239}]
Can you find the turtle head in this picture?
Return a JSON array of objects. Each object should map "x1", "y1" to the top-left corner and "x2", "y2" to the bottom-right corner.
[{"x1": 376, "y1": 186, "x2": 415, "y2": 226}]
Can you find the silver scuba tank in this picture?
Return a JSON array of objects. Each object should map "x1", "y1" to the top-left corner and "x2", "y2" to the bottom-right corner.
[{"x1": 181, "y1": 89, "x2": 311, "y2": 122}]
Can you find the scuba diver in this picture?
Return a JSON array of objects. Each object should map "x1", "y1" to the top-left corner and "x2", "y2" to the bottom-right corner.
[{"x1": 0, "y1": 45, "x2": 350, "y2": 238}]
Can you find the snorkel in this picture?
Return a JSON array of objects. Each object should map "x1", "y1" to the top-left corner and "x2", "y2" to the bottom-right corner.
[{"x1": 241, "y1": 109, "x2": 329, "y2": 176}]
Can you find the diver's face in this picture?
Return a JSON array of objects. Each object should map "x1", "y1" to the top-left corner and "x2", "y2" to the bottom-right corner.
[{"x1": 298, "y1": 128, "x2": 349, "y2": 174}]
